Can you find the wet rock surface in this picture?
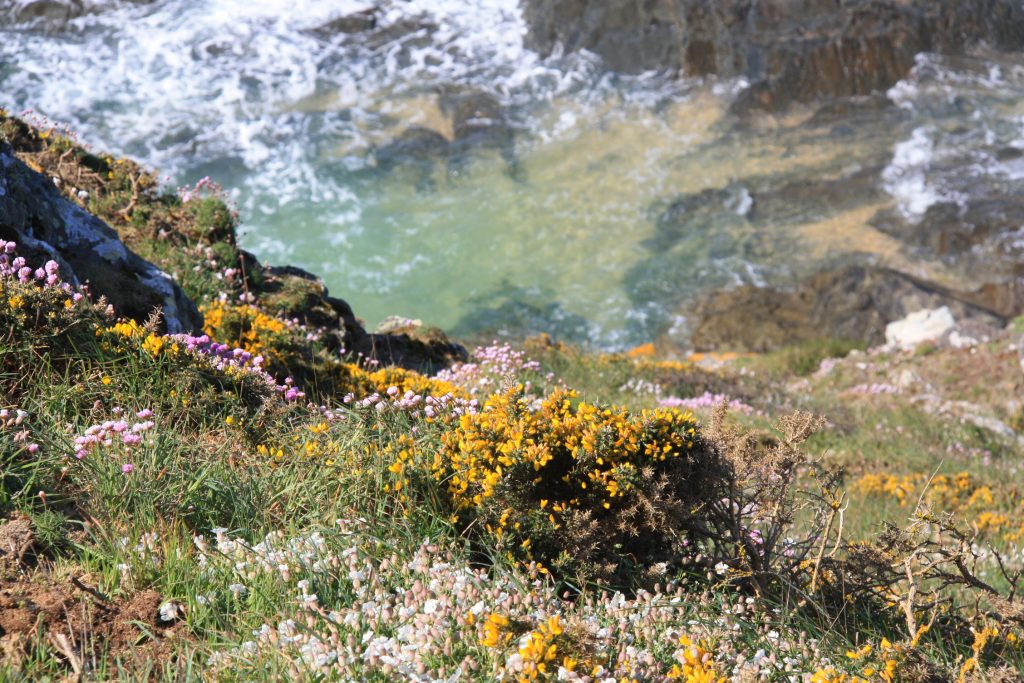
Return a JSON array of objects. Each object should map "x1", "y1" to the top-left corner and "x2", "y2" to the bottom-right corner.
[
  {"x1": 2, "y1": 0, "x2": 154, "y2": 32},
  {"x1": 522, "y1": 0, "x2": 1024, "y2": 109},
  {"x1": 872, "y1": 199, "x2": 1024, "y2": 319},
  {"x1": 0, "y1": 142, "x2": 203, "y2": 334},
  {"x1": 307, "y1": 7, "x2": 438, "y2": 54}
]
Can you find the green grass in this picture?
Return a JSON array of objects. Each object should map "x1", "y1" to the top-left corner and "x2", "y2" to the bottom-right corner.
[
  {"x1": 1, "y1": 295, "x2": 1021, "y2": 681},
  {"x1": 1, "y1": 110, "x2": 1022, "y2": 679}
]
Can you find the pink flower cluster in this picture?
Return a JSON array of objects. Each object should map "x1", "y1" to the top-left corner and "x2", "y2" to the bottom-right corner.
[
  {"x1": 658, "y1": 392, "x2": 760, "y2": 416},
  {"x1": 844, "y1": 383, "x2": 900, "y2": 396},
  {"x1": 1, "y1": 407, "x2": 40, "y2": 454},
  {"x1": 1, "y1": 240, "x2": 52, "y2": 285},
  {"x1": 436, "y1": 342, "x2": 553, "y2": 396},
  {"x1": 167, "y1": 334, "x2": 305, "y2": 402},
  {"x1": 170, "y1": 334, "x2": 264, "y2": 369},
  {"x1": 280, "y1": 376, "x2": 305, "y2": 402},
  {"x1": 177, "y1": 176, "x2": 224, "y2": 203},
  {"x1": 0, "y1": 240, "x2": 84, "y2": 300},
  {"x1": 71, "y1": 407, "x2": 155, "y2": 463},
  {"x1": 344, "y1": 388, "x2": 478, "y2": 419}
]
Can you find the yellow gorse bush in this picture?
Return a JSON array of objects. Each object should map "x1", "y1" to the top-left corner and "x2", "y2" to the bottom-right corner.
[
  {"x1": 104, "y1": 319, "x2": 180, "y2": 358},
  {"x1": 514, "y1": 616, "x2": 564, "y2": 681},
  {"x1": 434, "y1": 387, "x2": 697, "y2": 513},
  {"x1": 202, "y1": 301, "x2": 288, "y2": 360},
  {"x1": 358, "y1": 365, "x2": 466, "y2": 400},
  {"x1": 853, "y1": 470, "x2": 1024, "y2": 543},
  {"x1": 423, "y1": 385, "x2": 707, "y2": 578}
]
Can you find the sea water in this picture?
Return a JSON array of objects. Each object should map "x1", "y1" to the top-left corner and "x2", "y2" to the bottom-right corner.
[{"x1": 2, "y1": 0, "x2": 1023, "y2": 348}]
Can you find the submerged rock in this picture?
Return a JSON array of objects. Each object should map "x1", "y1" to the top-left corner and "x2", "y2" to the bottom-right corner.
[
  {"x1": 522, "y1": 0, "x2": 1024, "y2": 109},
  {"x1": 2, "y1": 0, "x2": 155, "y2": 32},
  {"x1": 372, "y1": 87, "x2": 518, "y2": 183},
  {"x1": 0, "y1": 142, "x2": 202, "y2": 334}
]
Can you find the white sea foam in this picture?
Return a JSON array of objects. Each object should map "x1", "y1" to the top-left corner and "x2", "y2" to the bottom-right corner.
[
  {"x1": 882, "y1": 127, "x2": 944, "y2": 222},
  {"x1": 3, "y1": 11, "x2": 1023, "y2": 348}
]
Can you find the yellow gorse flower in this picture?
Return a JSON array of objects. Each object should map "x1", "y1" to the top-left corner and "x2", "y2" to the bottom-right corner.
[
  {"x1": 480, "y1": 613, "x2": 510, "y2": 648},
  {"x1": 668, "y1": 635, "x2": 726, "y2": 683}
]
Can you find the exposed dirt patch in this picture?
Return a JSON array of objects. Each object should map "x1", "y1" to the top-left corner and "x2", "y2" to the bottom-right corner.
[
  {"x1": 0, "y1": 517, "x2": 185, "y2": 677},
  {"x1": 0, "y1": 513, "x2": 36, "y2": 577}
]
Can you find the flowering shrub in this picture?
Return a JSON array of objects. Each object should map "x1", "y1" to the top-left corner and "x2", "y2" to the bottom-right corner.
[
  {"x1": 356, "y1": 364, "x2": 466, "y2": 401},
  {"x1": 195, "y1": 526, "x2": 841, "y2": 682},
  {"x1": 0, "y1": 240, "x2": 85, "y2": 334},
  {"x1": 852, "y1": 470, "x2": 1024, "y2": 544},
  {"x1": 201, "y1": 302, "x2": 291, "y2": 362},
  {"x1": 425, "y1": 385, "x2": 718, "y2": 582},
  {"x1": 101, "y1": 318, "x2": 306, "y2": 404}
]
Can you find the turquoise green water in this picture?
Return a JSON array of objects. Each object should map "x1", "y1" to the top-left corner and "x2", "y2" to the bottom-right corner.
[{"x1": 3, "y1": 2, "x2": 1022, "y2": 348}]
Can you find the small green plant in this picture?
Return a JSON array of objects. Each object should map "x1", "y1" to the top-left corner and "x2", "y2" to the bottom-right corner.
[{"x1": 771, "y1": 338, "x2": 866, "y2": 377}]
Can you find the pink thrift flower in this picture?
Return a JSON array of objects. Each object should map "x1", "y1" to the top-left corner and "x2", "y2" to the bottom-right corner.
[
  {"x1": 122, "y1": 463, "x2": 134, "y2": 473},
  {"x1": 27, "y1": 443, "x2": 39, "y2": 454},
  {"x1": 136, "y1": 408, "x2": 153, "y2": 419}
]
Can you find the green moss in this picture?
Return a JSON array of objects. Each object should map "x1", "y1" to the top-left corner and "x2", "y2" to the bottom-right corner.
[
  {"x1": 258, "y1": 276, "x2": 325, "y2": 319},
  {"x1": 185, "y1": 196, "x2": 237, "y2": 243}
]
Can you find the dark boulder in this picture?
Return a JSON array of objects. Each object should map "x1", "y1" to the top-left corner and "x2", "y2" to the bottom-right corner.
[
  {"x1": 306, "y1": 8, "x2": 379, "y2": 36},
  {"x1": 0, "y1": 143, "x2": 202, "y2": 333},
  {"x1": 306, "y1": 7, "x2": 437, "y2": 52},
  {"x1": 248, "y1": 258, "x2": 467, "y2": 375}
]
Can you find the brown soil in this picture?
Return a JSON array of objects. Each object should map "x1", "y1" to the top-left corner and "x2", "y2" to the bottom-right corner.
[{"x1": 0, "y1": 515, "x2": 186, "y2": 678}]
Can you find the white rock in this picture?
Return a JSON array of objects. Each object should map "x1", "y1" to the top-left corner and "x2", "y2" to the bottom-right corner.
[
  {"x1": 885, "y1": 307, "x2": 955, "y2": 350},
  {"x1": 948, "y1": 330, "x2": 978, "y2": 349}
]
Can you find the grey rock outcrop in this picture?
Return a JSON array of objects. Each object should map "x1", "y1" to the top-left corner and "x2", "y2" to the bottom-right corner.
[
  {"x1": 688, "y1": 265, "x2": 1006, "y2": 352},
  {"x1": 522, "y1": 0, "x2": 1024, "y2": 109},
  {"x1": 0, "y1": 143, "x2": 202, "y2": 333}
]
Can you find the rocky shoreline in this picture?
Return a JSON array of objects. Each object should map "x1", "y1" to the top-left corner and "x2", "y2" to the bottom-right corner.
[
  {"x1": 3, "y1": 0, "x2": 1024, "y2": 357},
  {"x1": 522, "y1": 0, "x2": 1024, "y2": 111},
  {"x1": 0, "y1": 112, "x2": 466, "y2": 389}
]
